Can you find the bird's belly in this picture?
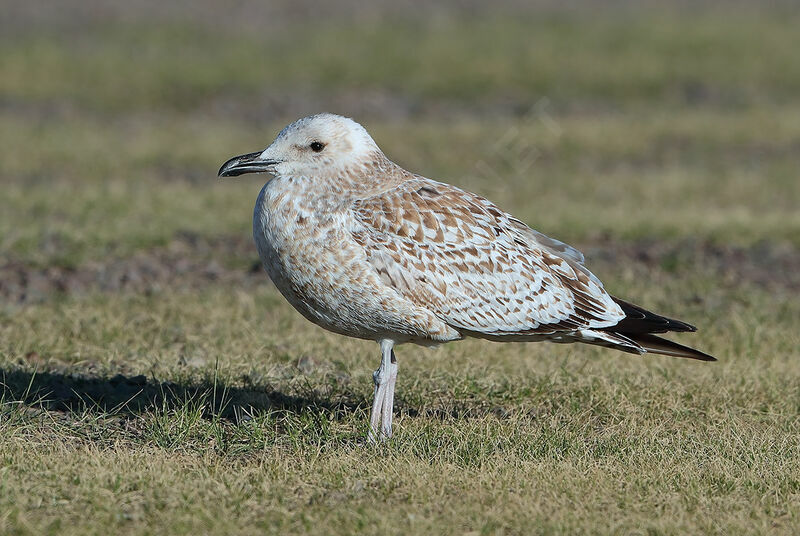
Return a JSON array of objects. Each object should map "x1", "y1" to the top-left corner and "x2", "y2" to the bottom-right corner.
[
  {"x1": 253, "y1": 194, "x2": 457, "y2": 343},
  {"x1": 256, "y1": 224, "x2": 371, "y2": 337}
]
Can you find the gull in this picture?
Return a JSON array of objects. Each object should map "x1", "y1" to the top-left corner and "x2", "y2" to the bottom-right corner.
[{"x1": 218, "y1": 113, "x2": 715, "y2": 442}]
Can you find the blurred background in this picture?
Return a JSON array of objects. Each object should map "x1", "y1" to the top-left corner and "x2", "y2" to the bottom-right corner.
[
  {"x1": 2, "y1": 2, "x2": 800, "y2": 533},
  {"x1": 2, "y1": 0, "x2": 799, "y2": 287}
]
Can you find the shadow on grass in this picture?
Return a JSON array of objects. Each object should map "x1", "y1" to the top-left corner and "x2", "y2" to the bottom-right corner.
[
  {"x1": 0, "y1": 367, "x2": 517, "y2": 425},
  {"x1": 0, "y1": 367, "x2": 365, "y2": 423}
]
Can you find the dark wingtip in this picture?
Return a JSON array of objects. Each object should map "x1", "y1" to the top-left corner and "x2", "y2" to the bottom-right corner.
[
  {"x1": 609, "y1": 296, "x2": 697, "y2": 334},
  {"x1": 632, "y1": 333, "x2": 717, "y2": 362},
  {"x1": 602, "y1": 297, "x2": 713, "y2": 361}
]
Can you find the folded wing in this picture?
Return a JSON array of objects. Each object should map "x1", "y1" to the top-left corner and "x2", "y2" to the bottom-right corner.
[{"x1": 350, "y1": 178, "x2": 625, "y2": 339}]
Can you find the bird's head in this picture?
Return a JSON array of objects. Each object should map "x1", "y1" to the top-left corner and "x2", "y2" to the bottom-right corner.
[{"x1": 218, "y1": 113, "x2": 381, "y2": 179}]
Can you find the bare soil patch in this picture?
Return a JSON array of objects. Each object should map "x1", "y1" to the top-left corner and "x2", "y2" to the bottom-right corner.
[
  {"x1": 583, "y1": 236, "x2": 800, "y2": 291},
  {"x1": 2, "y1": 233, "x2": 797, "y2": 305},
  {"x1": 0, "y1": 232, "x2": 263, "y2": 304}
]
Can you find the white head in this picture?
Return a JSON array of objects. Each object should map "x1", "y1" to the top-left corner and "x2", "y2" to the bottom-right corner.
[{"x1": 218, "y1": 113, "x2": 382, "y2": 179}]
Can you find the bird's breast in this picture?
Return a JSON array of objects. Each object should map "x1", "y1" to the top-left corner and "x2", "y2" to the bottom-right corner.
[
  {"x1": 252, "y1": 180, "x2": 373, "y2": 336},
  {"x1": 250, "y1": 179, "x2": 458, "y2": 343},
  {"x1": 253, "y1": 180, "x2": 339, "y2": 295}
]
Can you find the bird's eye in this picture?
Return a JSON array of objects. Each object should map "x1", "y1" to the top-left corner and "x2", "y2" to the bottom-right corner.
[{"x1": 309, "y1": 141, "x2": 325, "y2": 152}]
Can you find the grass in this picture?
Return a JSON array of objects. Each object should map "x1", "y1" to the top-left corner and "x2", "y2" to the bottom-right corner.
[
  {"x1": 3, "y1": 11, "x2": 800, "y2": 110},
  {"x1": 2, "y1": 277, "x2": 798, "y2": 534},
  {"x1": 1, "y1": 2, "x2": 800, "y2": 534},
  {"x1": 3, "y1": 107, "x2": 799, "y2": 266}
]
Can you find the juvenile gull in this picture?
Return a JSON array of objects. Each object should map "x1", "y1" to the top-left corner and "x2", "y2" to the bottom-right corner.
[{"x1": 219, "y1": 113, "x2": 715, "y2": 442}]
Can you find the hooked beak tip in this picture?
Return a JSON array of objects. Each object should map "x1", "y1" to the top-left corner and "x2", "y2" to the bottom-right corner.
[{"x1": 218, "y1": 151, "x2": 279, "y2": 178}]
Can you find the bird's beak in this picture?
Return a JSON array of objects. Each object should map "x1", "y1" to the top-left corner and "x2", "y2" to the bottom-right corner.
[{"x1": 218, "y1": 151, "x2": 281, "y2": 178}]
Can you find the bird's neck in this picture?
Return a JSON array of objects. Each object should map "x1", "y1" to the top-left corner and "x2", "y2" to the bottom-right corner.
[{"x1": 274, "y1": 152, "x2": 410, "y2": 207}]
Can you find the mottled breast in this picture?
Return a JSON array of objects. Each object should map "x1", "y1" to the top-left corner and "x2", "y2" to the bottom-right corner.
[{"x1": 252, "y1": 177, "x2": 460, "y2": 343}]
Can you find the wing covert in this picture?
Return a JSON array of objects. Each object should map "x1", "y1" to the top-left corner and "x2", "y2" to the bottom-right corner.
[{"x1": 350, "y1": 178, "x2": 623, "y2": 337}]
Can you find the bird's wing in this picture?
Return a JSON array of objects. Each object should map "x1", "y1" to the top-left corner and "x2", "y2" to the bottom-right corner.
[{"x1": 350, "y1": 178, "x2": 624, "y2": 337}]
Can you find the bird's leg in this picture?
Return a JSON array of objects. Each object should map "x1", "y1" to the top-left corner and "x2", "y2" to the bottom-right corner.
[
  {"x1": 380, "y1": 350, "x2": 398, "y2": 439},
  {"x1": 368, "y1": 340, "x2": 395, "y2": 443},
  {"x1": 368, "y1": 370, "x2": 387, "y2": 443}
]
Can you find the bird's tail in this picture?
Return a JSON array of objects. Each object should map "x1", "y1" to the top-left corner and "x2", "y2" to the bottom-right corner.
[
  {"x1": 625, "y1": 332, "x2": 716, "y2": 361},
  {"x1": 595, "y1": 296, "x2": 716, "y2": 362}
]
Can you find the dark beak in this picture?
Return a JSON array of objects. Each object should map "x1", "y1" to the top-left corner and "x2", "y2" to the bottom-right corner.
[{"x1": 218, "y1": 151, "x2": 280, "y2": 177}]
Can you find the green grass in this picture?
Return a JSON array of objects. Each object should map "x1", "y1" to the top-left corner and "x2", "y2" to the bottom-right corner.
[
  {"x1": 3, "y1": 11, "x2": 800, "y2": 111},
  {"x1": 2, "y1": 3, "x2": 800, "y2": 534},
  {"x1": 3, "y1": 107, "x2": 799, "y2": 266},
  {"x1": 1, "y1": 283, "x2": 799, "y2": 534}
]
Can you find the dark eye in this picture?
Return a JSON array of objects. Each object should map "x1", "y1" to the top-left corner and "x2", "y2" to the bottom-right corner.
[{"x1": 309, "y1": 141, "x2": 325, "y2": 152}]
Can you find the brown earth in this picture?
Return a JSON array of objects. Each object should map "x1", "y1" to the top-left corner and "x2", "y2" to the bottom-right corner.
[
  {"x1": 0, "y1": 232, "x2": 263, "y2": 304},
  {"x1": 2, "y1": 232, "x2": 797, "y2": 305}
]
